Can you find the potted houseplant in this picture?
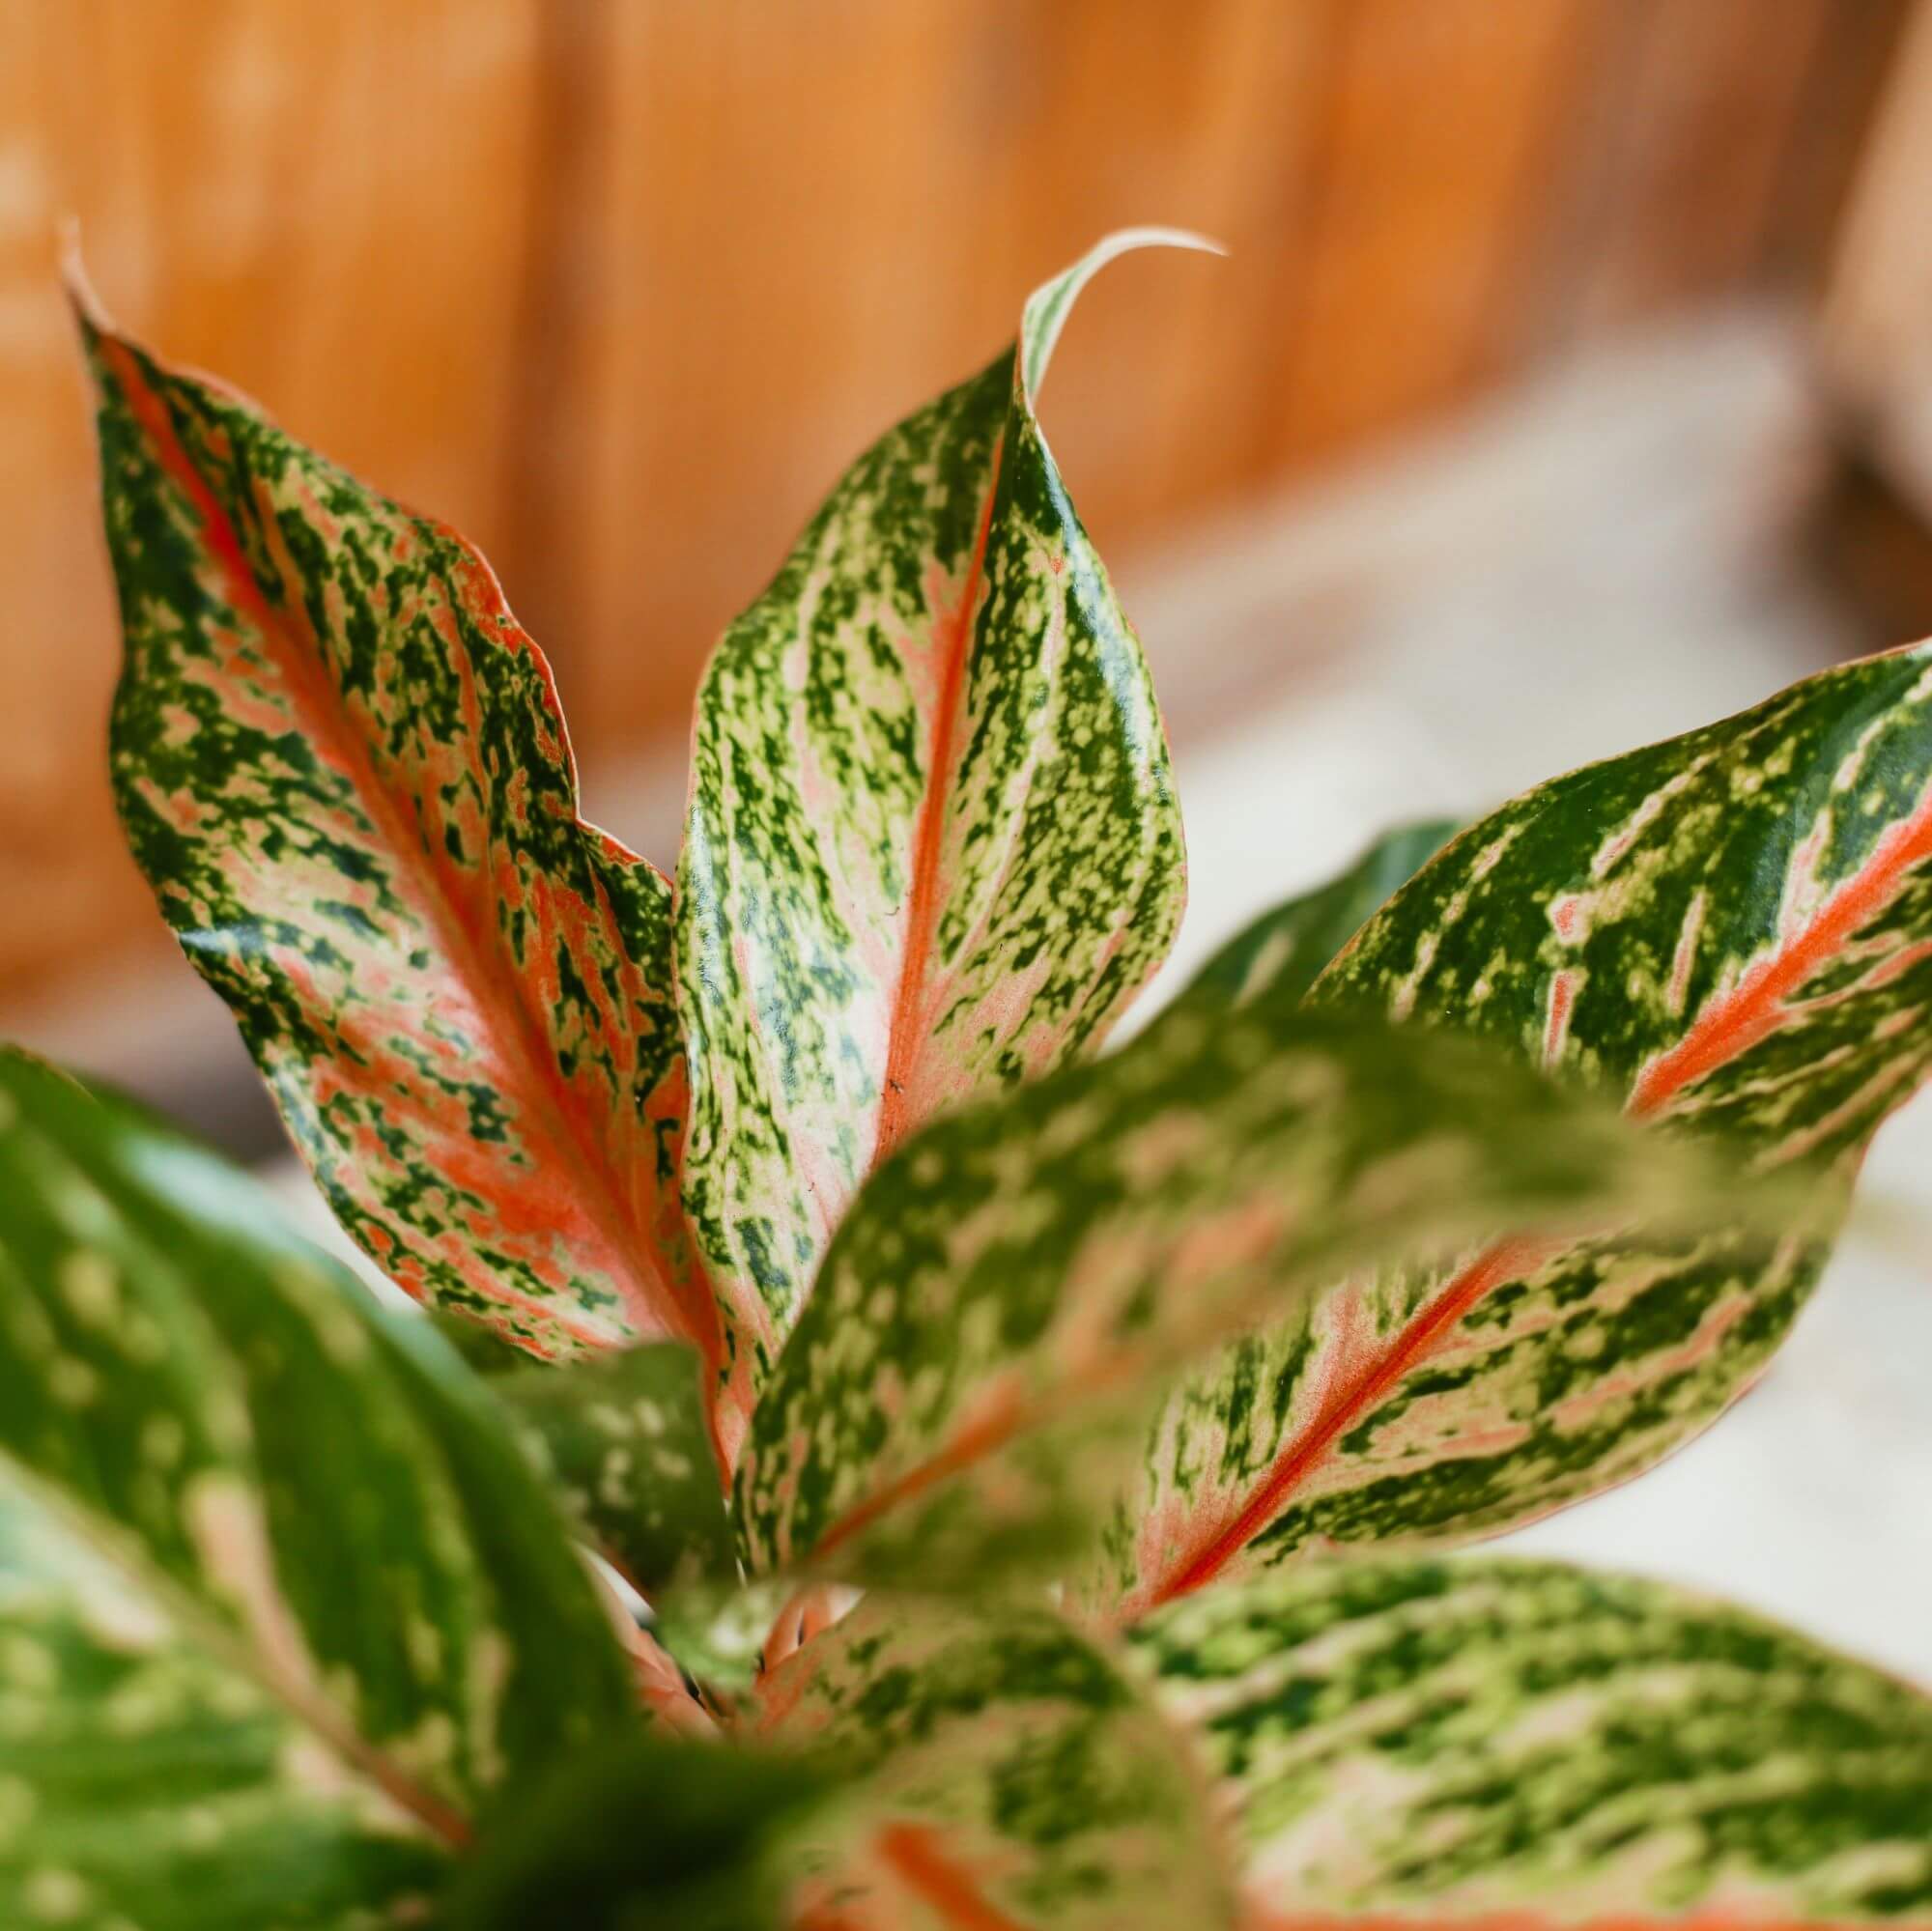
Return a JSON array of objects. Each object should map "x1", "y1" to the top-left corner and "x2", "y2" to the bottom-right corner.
[{"x1": 0, "y1": 231, "x2": 1925, "y2": 1925}]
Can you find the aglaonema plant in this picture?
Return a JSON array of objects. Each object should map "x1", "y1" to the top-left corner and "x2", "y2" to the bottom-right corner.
[{"x1": 3, "y1": 229, "x2": 1928, "y2": 1926}]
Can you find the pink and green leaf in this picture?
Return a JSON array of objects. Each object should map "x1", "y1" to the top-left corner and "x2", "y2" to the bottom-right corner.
[
  {"x1": 1128, "y1": 1556, "x2": 1932, "y2": 1923},
  {"x1": 1097, "y1": 645, "x2": 1932, "y2": 1618},
  {"x1": 732, "y1": 1003, "x2": 1774, "y2": 1590},
  {"x1": 677, "y1": 232, "x2": 1209, "y2": 1414},
  {"x1": 77, "y1": 287, "x2": 724, "y2": 1436},
  {"x1": 754, "y1": 1593, "x2": 1236, "y2": 1929}
]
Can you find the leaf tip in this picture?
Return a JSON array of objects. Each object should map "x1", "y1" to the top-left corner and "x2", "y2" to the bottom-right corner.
[
  {"x1": 1021, "y1": 225, "x2": 1227, "y2": 402},
  {"x1": 57, "y1": 217, "x2": 115, "y2": 348}
]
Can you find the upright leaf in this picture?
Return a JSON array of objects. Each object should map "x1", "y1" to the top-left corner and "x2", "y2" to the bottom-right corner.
[
  {"x1": 1097, "y1": 646, "x2": 1932, "y2": 1620},
  {"x1": 734, "y1": 1005, "x2": 1770, "y2": 1589},
  {"x1": 0, "y1": 1476, "x2": 447, "y2": 1927},
  {"x1": 1168, "y1": 819, "x2": 1459, "y2": 1018},
  {"x1": 489, "y1": 1342, "x2": 735, "y2": 1598},
  {"x1": 678, "y1": 231, "x2": 1209, "y2": 1404},
  {"x1": 0, "y1": 1051, "x2": 636, "y2": 1870},
  {"x1": 76, "y1": 281, "x2": 722, "y2": 1422},
  {"x1": 755, "y1": 1593, "x2": 1236, "y2": 1929},
  {"x1": 1130, "y1": 1557, "x2": 1932, "y2": 1923}
]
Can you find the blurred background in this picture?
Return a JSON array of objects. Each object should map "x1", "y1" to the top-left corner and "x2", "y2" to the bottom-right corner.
[{"x1": 5, "y1": 1, "x2": 1932, "y2": 1674}]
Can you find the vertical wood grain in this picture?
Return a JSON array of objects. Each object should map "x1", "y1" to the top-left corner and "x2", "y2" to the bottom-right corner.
[
  {"x1": 1572, "y1": 0, "x2": 1833, "y2": 328},
  {"x1": 0, "y1": 0, "x2": 544, "y2": 999},
  {"x1": 1256, "y1": 0, "x2": 1600, "y2": 469}
]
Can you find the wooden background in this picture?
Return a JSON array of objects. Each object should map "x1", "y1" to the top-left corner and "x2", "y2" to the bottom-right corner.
[{"x1": 0, "y1": 0, "x2": 1906, "y2": 1008}]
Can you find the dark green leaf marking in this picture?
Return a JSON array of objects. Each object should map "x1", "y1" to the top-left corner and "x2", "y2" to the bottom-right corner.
[
  {"x1": 1130, "y1": 1556, "x2": 1932, "y2": 1920},
  {"x1": 678, "y1": 234, "x2": 1210, "y2": 1417},
  {"x1": 1100, "y1": 646, "x2": 1932, "y2": 1615}
]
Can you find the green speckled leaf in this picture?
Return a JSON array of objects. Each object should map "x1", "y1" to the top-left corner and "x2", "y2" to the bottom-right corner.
[
  {"x1": 755, "y1": 1593, "x2": 1236, "y2": 1929},
  {"x1": 0, "y1": 1049, "x2": 637, "y2": 1876},
  {"x1": 1102, "y1": 645, "x2": 1932, "y2": 1619},
  {"x1": 1170, "y1": 820, "x2": 1460, "y2": 1019},
  {"x1": 1129, "y1": 1556, "x2": 1932, "y2": 1923},
  {"x1": 677, "y1": 232, "x2": 1210, "y2": 1414},
  {"x1": 490, "y1": 1343, "x2": 735, "y2": 1599},
  {"x1": 733, "y1": 1004, "x2": 1771, "y2": 1590},
  {"x1": 77, "y1": 287, "x2": 723, "y2": 1431},
  {"x1": 0, "y1": 1474, "x2": 446, "y2": 1927}
]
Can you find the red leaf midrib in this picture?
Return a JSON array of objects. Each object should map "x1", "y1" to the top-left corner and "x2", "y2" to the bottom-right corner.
[
  {"x1": 102, "y1": 334, "x2": 728, "y2": 1429},
  {"x1": 1135, "y1": 778, "x2": 1932, "y2": 1614},
  {"x1": 1135, "y1": 1234, "x2": 1562, "y2": 1617},
  {"x1": 868, "y1": 436, "x2": 1005, "y2": 1173}
]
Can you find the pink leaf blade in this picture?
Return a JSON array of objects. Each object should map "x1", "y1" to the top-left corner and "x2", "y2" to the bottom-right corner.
[{"x1": 78, "y1": 292, "x2": 734, "y2": 1454}]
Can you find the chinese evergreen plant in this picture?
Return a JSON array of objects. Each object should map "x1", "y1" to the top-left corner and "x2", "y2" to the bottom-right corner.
[{"x1": 2, "y1": 231, "x2": 1928, "y2": 1926}]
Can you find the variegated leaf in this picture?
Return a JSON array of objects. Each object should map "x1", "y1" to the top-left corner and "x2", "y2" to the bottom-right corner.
[
  {"x1": 489, "y1": 1343, "x2": 735, "y2": 1598},
  {"x1": 733, "y1": 1005, "x2": 1772, "y2": 1589},
  {"x1": 0, "y1": 1049, "x2": 637, "y2": 1871},
  {"x1": 0, "y1": 1475, "x2": 447, "y2": 1927},
  {"x1": 1100, "y1": 644, "x2": 1932, "y2": 1618},
  {"x1": 1130, "y1": 1556, "x2": 1932, "y2": 1923},
  {"x1": 1170, "y1": 820, "x2": 1459, "y2": 1019},
  {"x1": 755, "y1": 1593, "x2": 1236, "y2": 1929},
  {"x1": 677, "y1": 231, "x2": 1210, "y2": 1411},
  {"x1": 76, "y1": 281, "x2": 724, "y2": 1435}
]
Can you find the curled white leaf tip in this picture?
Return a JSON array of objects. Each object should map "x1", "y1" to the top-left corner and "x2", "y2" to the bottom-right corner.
[{"x1": 1022, "y1": 226, "x2": 1228, "y2": 401}]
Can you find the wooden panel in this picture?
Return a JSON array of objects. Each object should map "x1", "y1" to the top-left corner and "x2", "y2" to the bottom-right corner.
[
  {"x1": 1823, "y1": 0, "x2": 1932, "y2": 410},
  {"x1": 0, "y1": 0, "x2": 1901, "y2": 1008},
  {"x1": 0, "y1": 0, "x2": 543, "y2": 999},
  {"x1": 1571, "y1": 0, "x2": 1833, "y2": 328},
  {"x1": 1253, "y1": 0, "x2": 1600, "y2": 468},
  {"x1": 1761, "y1": 0, "x2": 1915, "y2": 284},
  {"x1": 555, "y1": 0, "x2": 1350, "y2": 731}
]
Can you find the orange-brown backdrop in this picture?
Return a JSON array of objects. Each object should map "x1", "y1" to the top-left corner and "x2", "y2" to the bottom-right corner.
[{"x1": 0, "y1": 0, "x2": 1902, "y2": 1005}]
